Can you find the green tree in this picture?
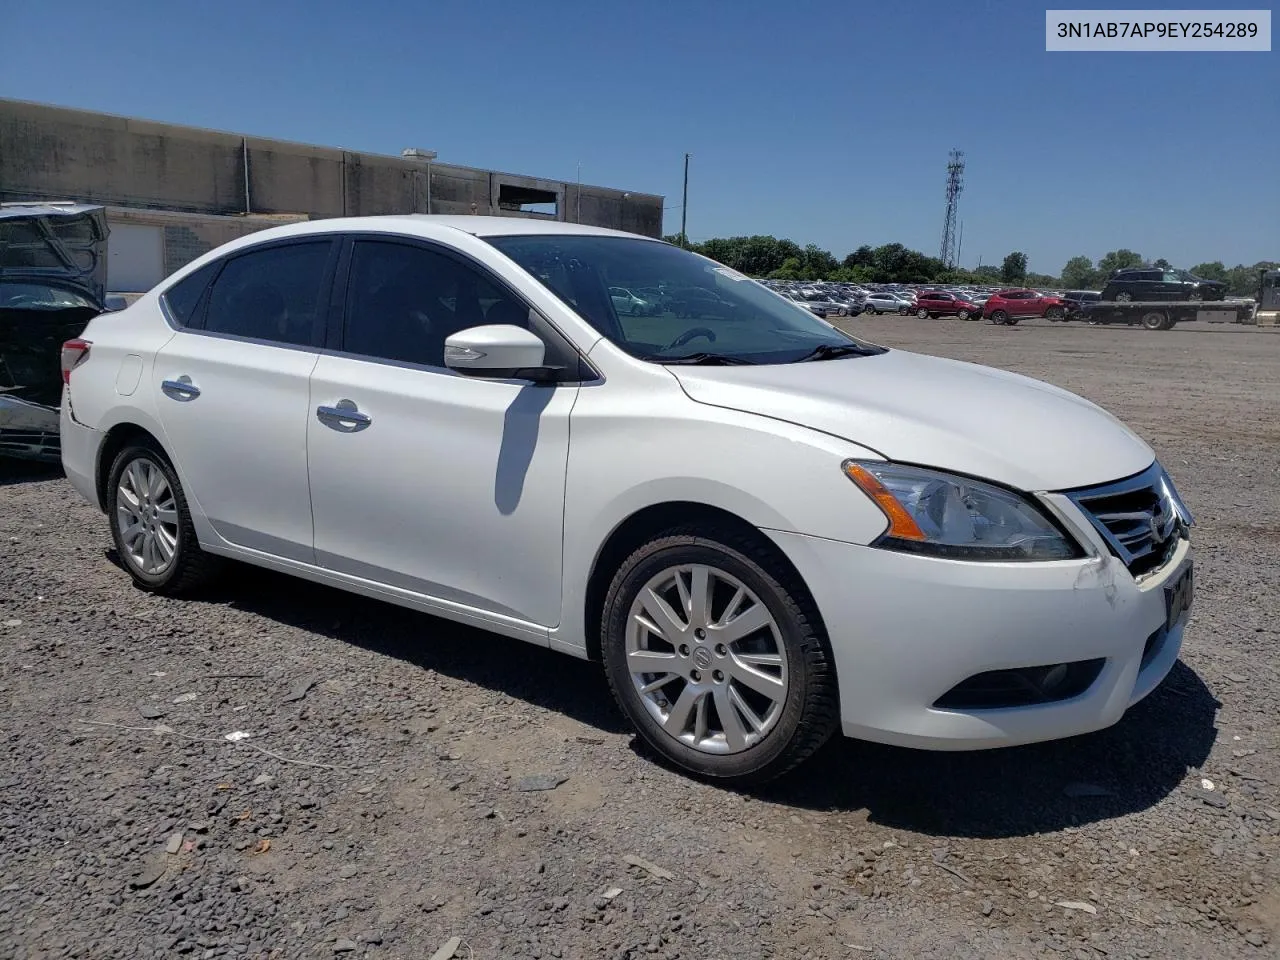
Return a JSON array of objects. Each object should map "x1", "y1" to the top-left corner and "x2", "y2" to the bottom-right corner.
[
  {"x1": 767, "y1": 257, "x2": 804, "y2": 281},
  {"x1": 1096, "y1": 249, "x2": 1144, "y2": 278},
  {"x1": 1026, "y1": 271, "x2": 1060, "y2": 288},
  {"x1": 843, "y1": 245, "x2": 875, "y2": 270},
  {"x1": 1001, "y1": 251, "x2": 1028, "y2": 284},
  {"x1": 1153, "y1": 258, "x2": 1172, "y2": 270},
  {"x1": 799, "y1": 243, "x2": 839, "y2": 280},
  {"x1": 1225, "y1": 261, "x2": 1279, "y2": 296},
  {"x1": 971, "y1": 264, "x2": 1002, "y2": 282},
  {"x1": 1189, "y1": 261, "x2": 1228, "y2": 282},
  {"x1": 1060, "y1": 256, "x2": 1099, "y2": 289}
]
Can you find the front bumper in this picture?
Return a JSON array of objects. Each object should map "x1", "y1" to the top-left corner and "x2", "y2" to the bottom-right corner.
[{"x1": 767, "y1": 528, "x2": 1192, "y2": 750}]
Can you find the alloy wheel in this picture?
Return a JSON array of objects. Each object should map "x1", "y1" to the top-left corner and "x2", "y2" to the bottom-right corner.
[
  {"x1": 625, "y1": 563, "x2": 788, "y2": 755},
  {"x1": 115, "y1": 457, "x2": 180, "y2": 576}
]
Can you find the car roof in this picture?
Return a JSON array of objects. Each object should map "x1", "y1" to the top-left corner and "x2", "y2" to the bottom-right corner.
[{"x1": 245, "y1": 215, "x2": 649, "y2": 242}]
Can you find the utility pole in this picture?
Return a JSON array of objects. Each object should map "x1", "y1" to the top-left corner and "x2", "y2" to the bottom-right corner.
[
  {"x1": 576, "y1": 161, "x2": 582, "y2": 223},
  {"x1": 680, "y1": 152, "x2": 690, "y2": 248},
  {"x1": 956, "y1": 220, "x2": 964, "y2": 270}
]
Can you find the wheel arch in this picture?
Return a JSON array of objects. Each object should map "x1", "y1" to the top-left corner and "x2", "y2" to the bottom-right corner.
[
  {"x1": 95, "y1": 422, "x2": 173, "y2": 512},
  {"x1": 581, "y1": 500, "x2": 818, "y2": 664}
]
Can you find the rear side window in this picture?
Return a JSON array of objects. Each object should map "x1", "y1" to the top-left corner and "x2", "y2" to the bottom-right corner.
[
  {"x1": 203, "y1": 241, "x2": 333, "y2": 347},
  {"x1": 161, "y1": 261, "x2": 219, "y2": 327}
]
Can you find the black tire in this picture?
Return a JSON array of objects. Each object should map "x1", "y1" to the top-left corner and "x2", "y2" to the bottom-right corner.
[
  {"x1": 1045, "y1": 306, "x2": 1065, "y2": 320},
  {"x1": 1006, "y1": 317, "x2": 1021, "y2": 325},
  {"x1": 916, "y1": 308, "x2": 929, "y2": 319},
  {"x1": 990, "y1": 310, "x2": 1009, "y2": 325},
  {"x1": 107, "y1": 440, "x2": 222, "y2": 595},
  {"x1": 601, "y1": 526, "x2": 839, "y2": 786},
  {"x1": 1141, "y1": 310, "x2": 1169, "y2": 330}
]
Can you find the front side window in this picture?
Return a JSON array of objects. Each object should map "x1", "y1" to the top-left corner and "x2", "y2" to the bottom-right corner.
[
  {"x1": 343, "y1": 239, "x2": 566, "y2": 370},
  {"x1": 487, "y1": 235, "x2": 883, "y2": 364},
  {"x1": 203, "y1": 241, "x2": 333, "y2": 346}
]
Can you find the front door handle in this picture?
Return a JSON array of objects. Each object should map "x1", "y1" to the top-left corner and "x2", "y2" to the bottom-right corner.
[
  {"x1": 316, "y1": 399, "x2": 371, "y2": 432},
  {"x1": 161, "y1": 377, "x2": 201, "y2": 401}
]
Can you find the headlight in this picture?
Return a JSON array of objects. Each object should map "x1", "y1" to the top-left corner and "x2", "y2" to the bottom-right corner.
[{"x1": 842, "y1": 460, "x2": 1082, "y2": 561}]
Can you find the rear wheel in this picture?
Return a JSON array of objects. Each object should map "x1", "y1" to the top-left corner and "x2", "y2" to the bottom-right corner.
[
  {"x1": 990, "y1": 309, "x2": 1009, "y2": 325},
  {"x1": 601, "y1": 527, "x2": 839, "y2": 785},
  {"x1": 108, "y1": 441, "x2": 221, "y2": 595},
  {"x1": 1045, "y1": 306, "x2": 1065, "y2": 320},
  {"x1": 1141, "y1": 310, "x2": 1169, "y2": 330}
]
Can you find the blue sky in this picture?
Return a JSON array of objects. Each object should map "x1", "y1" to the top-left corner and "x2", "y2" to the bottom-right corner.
[{"x1": 2, "y1": 0, "x2": 1275, "y2": 273}]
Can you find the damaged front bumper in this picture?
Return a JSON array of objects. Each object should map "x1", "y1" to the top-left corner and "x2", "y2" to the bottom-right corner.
[{"x1": 0, "y1": 394, "x2": 61, "y2": 461}]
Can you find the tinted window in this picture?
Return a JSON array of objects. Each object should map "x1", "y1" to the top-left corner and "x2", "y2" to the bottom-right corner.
[
  {"x1": 344, "y1": 240, "x2": 544, "y2": 369},
  {"x1": 203, "y1": 241, "x2": 333, "y2": 346},
  {"x1": 161, "y1": 261, "x2": 219, "y2": 327}
]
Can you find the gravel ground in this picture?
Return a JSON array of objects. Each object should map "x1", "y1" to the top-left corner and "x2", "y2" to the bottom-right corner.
[{"x1": 1, "y1": 317, "x2": 1277, "y2": 960}]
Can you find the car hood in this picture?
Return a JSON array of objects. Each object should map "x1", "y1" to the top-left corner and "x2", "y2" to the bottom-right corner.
[
  {"x1": 0, "y1": 203, "x2": 108, "y2": 306},
  {"x1": 670, "y1": 349, "x2": 1154, "y2": 492}
]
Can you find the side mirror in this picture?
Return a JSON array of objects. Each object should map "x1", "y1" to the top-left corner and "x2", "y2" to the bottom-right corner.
[{"x1": 443, "y1": 324, "x2": 551, "y2": 380}]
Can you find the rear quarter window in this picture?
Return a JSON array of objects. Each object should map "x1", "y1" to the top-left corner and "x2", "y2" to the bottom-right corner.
[{"x1": 161, "y1": 261, "x2": 220, "y2": 327}]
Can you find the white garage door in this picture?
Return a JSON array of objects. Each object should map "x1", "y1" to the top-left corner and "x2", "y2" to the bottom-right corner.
[{"x1": 107, "y1": 223, "x2": 164, "y2": 293}]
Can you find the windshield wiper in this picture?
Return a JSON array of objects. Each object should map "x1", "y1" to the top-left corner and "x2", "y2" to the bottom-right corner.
[
  {"x1": 794, "y1": 343, "x2": 883, "y2": 362},
  {"x1": 656, "y1": 352, "x2": 758, "y2": 365}
]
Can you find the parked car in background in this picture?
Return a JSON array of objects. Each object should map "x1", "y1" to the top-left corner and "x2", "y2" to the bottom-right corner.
[
  {"x1": 796, "y1": 290, "x2": 848, "y2": 319},
  {"x1": 59, "y1": 215, "x2": 1196, "y2": 785},
  {"x1": 0, "y1": 202, "x2": 109, "y2": 461},
  {"x1": 1101, "y1": 268, "x2": 1227, "y2": 303},
  {"x1": 609, "y1": 286, "x2": 657, "y2": 316},
  {"x1": 983, "y1": 289, "x2": 1068, "y2": 325},
  {"x1": 862, "y1": 292, "x2": 911, "y2": 315},
  {"x1": 914, "y1": 290, "x2": 981, "y2": 320}
]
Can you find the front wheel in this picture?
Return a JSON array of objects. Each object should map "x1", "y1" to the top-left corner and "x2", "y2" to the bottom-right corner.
[
  {"x1": 1044, "y1": 306, "x2": 1065, "y2": 320},
  {"x1": 107, "y1": 441, "x2": 221, "y2": 595},
  {"x1": 601, "y1": 528, "x2": 839, "y2": 785},
  {"x1": 957, "y1": 309, "x2": 971, "y2": 320},
  {"x1": 916, "y1": 308, "x2": 929, "y2": 319}
]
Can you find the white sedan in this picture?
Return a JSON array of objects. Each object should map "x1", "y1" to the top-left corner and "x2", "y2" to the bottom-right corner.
[{"x1": 59, "y1": 217, "x2": 1195, "y2": 784}]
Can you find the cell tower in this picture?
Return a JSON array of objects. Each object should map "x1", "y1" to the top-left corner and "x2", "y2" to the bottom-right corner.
[{"x1": 939, "y1": 149, "x2": 965, "y2": 269}]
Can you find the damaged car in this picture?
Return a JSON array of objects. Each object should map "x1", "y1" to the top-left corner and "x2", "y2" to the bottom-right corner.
[{"x1": 0, "y1": 203, "x2": 109, "y2": 461}]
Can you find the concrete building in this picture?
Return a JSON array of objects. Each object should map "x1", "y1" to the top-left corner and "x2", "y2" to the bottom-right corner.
[{"x1": 0, "y1": 98, "x2": 664, "y2": 292}]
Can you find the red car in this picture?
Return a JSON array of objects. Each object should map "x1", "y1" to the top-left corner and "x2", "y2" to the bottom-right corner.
[
  {"x1": 913, "y1": 291, "x2": 981, "y2": 320},
  {"x1": 983, "y1": 289, "x2": 1068, "y2": 325}
]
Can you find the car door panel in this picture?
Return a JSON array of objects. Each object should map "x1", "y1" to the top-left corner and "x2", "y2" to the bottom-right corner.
[
  {"x1": 153, "y1": 238, "x2": 336, "y2": 562},
  {"x1": 154, "y1": 336, "x2": 320, "y2": 559},
  {"x1": 306, "y1": 236, "x2": 577, "y2": 629},
  {"x1": 307, "y1": 358, "x2": 576, "y2": 626}
]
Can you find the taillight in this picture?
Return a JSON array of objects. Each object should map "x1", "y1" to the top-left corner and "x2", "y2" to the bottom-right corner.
[{"x1": 60, "y1": 338, "x2": 92, "y2": 384}]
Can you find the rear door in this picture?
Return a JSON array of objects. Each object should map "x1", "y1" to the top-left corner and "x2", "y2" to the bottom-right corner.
[{"x1": 153, "y1": 237, "x2": 339, "y2": 562}]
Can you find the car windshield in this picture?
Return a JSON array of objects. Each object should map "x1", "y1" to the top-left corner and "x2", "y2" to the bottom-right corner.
[
  {"x1": 0, "y1": 282, "x2": 99, "y2": 310},
  {"x1": 487, "y1": 235, "x2": 885, "y2": 364}
]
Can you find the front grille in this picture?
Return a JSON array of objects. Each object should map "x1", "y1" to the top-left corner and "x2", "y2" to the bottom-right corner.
[{"x1": 1063, "y1": 462, "x2": 1189, "y2": 577}]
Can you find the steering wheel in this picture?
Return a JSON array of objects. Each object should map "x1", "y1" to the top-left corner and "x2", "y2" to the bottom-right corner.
[{"x1": 666, "y1": 327, "x2": 717, "y2": 350}]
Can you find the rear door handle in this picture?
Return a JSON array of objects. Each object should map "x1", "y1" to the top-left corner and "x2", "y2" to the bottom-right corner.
[
  {"x1": 316, "y1": 400, "x2": 371, "y2": 431},
  {"x1": 161, "y1": 377, "x2": 201, "y2": 401}
]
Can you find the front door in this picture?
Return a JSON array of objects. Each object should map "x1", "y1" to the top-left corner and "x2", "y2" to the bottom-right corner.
[
  {"x1": 306, "y1": 237, "x2": 577, "y2": 628},
  {"x1": 153, "y1": 238, "x2": 338, "y2": 562}
]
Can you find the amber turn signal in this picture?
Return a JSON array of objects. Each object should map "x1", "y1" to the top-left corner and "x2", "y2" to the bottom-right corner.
[{"x1": 842, "y1": 462, "x2": 927, "y2": 541}]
